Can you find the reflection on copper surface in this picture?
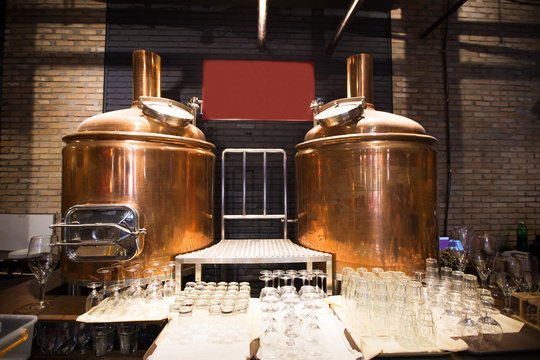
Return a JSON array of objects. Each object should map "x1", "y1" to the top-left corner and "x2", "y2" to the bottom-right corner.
[
  {"x1": 61, "y1": 136, "x2": 215, "y2": 283},
  {"x1": 296, "y1": 137, "x2": 438, "y2": 274},
  {"x1": 296, "y1": 53, "x2": 438, "y2": 275},
  {"x1": 60, "y1": 50, "x2": 214, "y2": 284}
]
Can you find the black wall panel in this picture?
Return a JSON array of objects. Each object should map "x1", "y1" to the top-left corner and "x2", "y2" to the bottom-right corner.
[{"x1": 104, "y1": 2, "x2": 392, "y2": 242}]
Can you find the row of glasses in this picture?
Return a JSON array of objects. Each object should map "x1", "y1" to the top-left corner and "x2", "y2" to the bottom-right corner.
[
  {"x1": 444, "y1": 226, "x2": 540, "y2": 319},
  {"x1": 167, "y1": 281, "x2": 252, "y2": 346},
  {"x1": 341, "y1": 260, "x2": 504, "y2": 350},
  {"x1": 84, "y1": 260, "x2": 179, "y2": 321},
  {"x1": 445, "y1": 226, "x2": 498, "y2": 286},
  {"x1": 258, "y1": 269, "x2": 329, "y2": 360},
  {"x1": 260, "y1": 269, "x2": 328, "y2": 299},
  {"x1": 35, "y1": 322, "x2": 139, "y2": 357}
]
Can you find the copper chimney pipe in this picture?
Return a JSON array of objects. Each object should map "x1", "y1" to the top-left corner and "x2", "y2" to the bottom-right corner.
[
  {"x1": 132, "y1": 50, "x2": 161, "y2": 102},
  {"x1": 347, "y1": 53, "x2": 373, "y2": 105}
]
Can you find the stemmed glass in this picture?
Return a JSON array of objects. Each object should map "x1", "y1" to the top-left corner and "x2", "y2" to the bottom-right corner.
[
  {"x1": 125, "y1": 264, "x2": 144, "y2": 299},
  {"x1": 258, "y1": 291, "x2": 281, "y2": 360},
  {"x1": 96, "y1": 266, "x2": 113, "y2": 300},
  {"x1": 286, "y1": 270, "x2": 298, "y2": 290},
  {"x1": 514, "y1": 255, "x2": 538, "y2": 292},
  {"x1": 74, "y1": 323, "x2": 92, "y2": 355},
  {"x1": 302, "y1": 292, "x2": 324, "y2": 357},
  {"x1": 86, "y1": 282, "x2": 102, "y2": 312},
  {"x1": 478, "y1": 295, "x2": 503, "y2": 344},
  {"x1": 282, "y1": 293, "x2": 302, "y2": 358},
  {"x1": 448, "y1": 226, "x2": 470, "y2": 271},
  {"x1": 17, "y1": 235, "x2": 60, "y2": 313},
  {"x1": 273, "y1": 270, "x2": 285, "y2": 293},
  {"x1": 148, "y1": 260, "x2": 164, "y2": 294},
  {"x1": 495, "y1": 255, "x2": 520, "y2": 316},
  {"x1": 144, "y1": 267, "x2": 161, "y2": 301},
  {"x1": 471, "y1": 232, "x2": 496, "y2": 289},
  {"x1": 312, "y1": 270, "x2": 328, "y2": 297},
  {"x1": 162, "y1": 261, "x2": 176, "y2": 298},
  {"x1": 111, "y1": 262, "x2": 125, "y2": 290}
]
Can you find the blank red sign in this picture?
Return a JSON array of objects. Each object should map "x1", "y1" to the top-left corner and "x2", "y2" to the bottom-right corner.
[{"x1": 202, "y1": 60, "x2": 314, "y2": 121}]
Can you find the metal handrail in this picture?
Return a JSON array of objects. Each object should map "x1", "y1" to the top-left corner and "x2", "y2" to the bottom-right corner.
[{"x1": 221, "y1": 148, "x2": 287, "y2": 241}]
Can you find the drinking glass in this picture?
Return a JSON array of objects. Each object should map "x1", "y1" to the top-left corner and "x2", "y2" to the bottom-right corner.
[
  {"x1": 417, "y1": 308, "x2": 437, "y2": 348},
  {"x1": 162, "y1": 261, "x2": 176, "y2": 298},
  {"x1": 457, "y1": 299, "x2": 482, "y2": 340},
  {"x1": 278, "y1": 274, "x2": 293, "y2": 295},
  {"x1": 96, "y1": 266, "x2": 113, "y2": 300},
  {"x1": 55, "y1": 322, "x2": 77, "y2": 355},
  {"x1": 282, "y1": 293, "x2": 301, "y2": 358},
  {"x1": 36, "y1": 322, "x2": 58, "y2": 355},
  {"x1": 273, "y1": 270, "x2": 285, "y2": 293},
  {"x1": 86, "y1": 281, "x2": 103, "y2": 312},
  {"x1": 478, "y1": 295, "x2": 503, "y2": 344},
  {"x1": 111, "y1": 262, "x2": 125, "y2": 289},
  {"x1": 125, "y1": 264, "x2": 144, "y2": 298},
  {"x1": 471, "y1": 232, "x2": 496, "y2": 289},
  {"x1": 448, "y1": 226, "x2": 470, "y2": 271},
  {"x1": 495, "y1": 255, "x2": 520, "y2": 316},
  {"x1": 144, "y1": 267, "x2": 161, "y2": 301},
  {"x1": 18, "y1": 235, "x2": 60, "y2": 313},
  {"x1": 285, "y1": 269, "x2": 298, "y2": 289},
  {"x1": 440, "y1": 266, "x2": 453, "y2": 281},
  {"x1": 74, "y1": 322, "x2": 92, "y2": 355},
  {"x1": 92, "y1": 324, "x2": 115, "y2": 357},
  {"x1": 302, "y1": 292, "x2": 324, "y2": 356},
  {"x1": 117, "y1": 323, "x2": 139, "y2": 355},
  {"x1": 297, "y1": 269, "x2": 312, "y2": 288}
]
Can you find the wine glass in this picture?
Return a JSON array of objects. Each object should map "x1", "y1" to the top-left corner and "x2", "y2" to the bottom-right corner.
[
  {"x1": 85, "y1": 281, "x2": 102, "y2": 312},
  {"x1": 111, "y1": 262, "x2": 125, "y2": 289},
  {"x1": 471, "y1": 232, "x2": 496, "y2": 289},
  {"x1": 518, "y1": 254, "x2": 538, "y2": 292},
  {"x1": 162, "y1": 261, "x2": 176, "y2": 298},
  {"x1": 74, "y1": 323, "x2": 92, "y2": 355},
  {"x1": 495, "y1": 255, "x2": 520, "y2": 316},
  {"x1": 448, "y1": 226, "x2": 470, "y2": 271},
  {"x1": 273, "y1": 270, "x2": 285, "y2": 293},
  {"x1": 17, "y1": 235, "x2": 60, "y2": 313},
  {"x1": 478, "y1": 295, "x2": 503, "y2": 344},
  {"x1": 96, "y1": 266, "x2": 113, "y2": 300},
  {"x1": 125, "y1": 264, "x2": 144, "y2": 299}
]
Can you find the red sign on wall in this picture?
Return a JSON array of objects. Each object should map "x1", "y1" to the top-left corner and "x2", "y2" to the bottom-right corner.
[{"x1": 202, "y1": 60, "x2": 314, "y2": 121}]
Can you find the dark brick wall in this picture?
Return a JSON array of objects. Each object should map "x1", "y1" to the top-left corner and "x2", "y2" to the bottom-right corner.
[
  {"x1": 0, "y1": 0, "x2": 106, "y2": 216},
  {"x1": 392, "y1": 0, "x2": 540, "y2": 247},
  {"x1": 104, "y1": 3, "x2": 393, "y2": 242}
]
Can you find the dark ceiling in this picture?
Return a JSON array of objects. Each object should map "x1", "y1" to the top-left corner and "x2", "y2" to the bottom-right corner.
[{"x1": 103, "y1": 0, "x2": 399, "y2": 12}]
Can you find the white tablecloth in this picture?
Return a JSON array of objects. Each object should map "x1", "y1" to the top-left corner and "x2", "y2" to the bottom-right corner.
[{"x1": 147, "y1": 298, "x2": 362, "y2": 360}]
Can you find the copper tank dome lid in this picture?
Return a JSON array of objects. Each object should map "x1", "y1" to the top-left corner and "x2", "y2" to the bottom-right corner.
[
  {"x1": 70, "y1": 50, "x2": 210, "y2": 145},
  {"x1": 302, "y1": 53, "x2": 429, "y2": 143}
]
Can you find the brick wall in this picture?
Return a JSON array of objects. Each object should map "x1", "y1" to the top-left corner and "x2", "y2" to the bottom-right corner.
[
  {"x1": 1, "y1": 0, "x2": 539, "y2": 251},
  {"x1": 0, "y1": 0, "x2": 106, "y2": 219},
  {"x1": 391, "y1": 0, "x2": 540, "y2": 248}
]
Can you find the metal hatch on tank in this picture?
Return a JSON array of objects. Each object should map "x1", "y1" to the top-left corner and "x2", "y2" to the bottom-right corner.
[
  {"x1": 53, "y1": 50, "x2": 215, "y2": 286},
  {"x1": 296, "y1": 53, "x2": 438, "y2": 276}
]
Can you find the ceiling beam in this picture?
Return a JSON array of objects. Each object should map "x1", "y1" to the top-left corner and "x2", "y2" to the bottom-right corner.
[{"x1": 419, "y1": 0, "x2": 470, "y2": 39}]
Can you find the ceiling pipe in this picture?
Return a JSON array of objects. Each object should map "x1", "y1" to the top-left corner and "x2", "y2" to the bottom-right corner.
[
  {"x1": 325, "y1": 0, "x2": 364, "y2": 55},
  {"x1": 419, "y1": 0, "x2": 470, "y2": 39},
  {"x1": 257, "y1": 0, "x2": 268, "y2": 51}
]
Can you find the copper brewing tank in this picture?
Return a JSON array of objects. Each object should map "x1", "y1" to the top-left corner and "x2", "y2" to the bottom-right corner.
[
  {"x1": 57, "y1": 50, "x2": 215, "y2": 284},
  {"x1": 296, "y1": 54, "x2": 438, "y2": 275}
]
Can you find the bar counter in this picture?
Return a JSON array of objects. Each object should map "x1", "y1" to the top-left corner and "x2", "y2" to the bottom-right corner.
[{"x1": 1, "y1": 275, "x2": 539, "y2": 360}]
